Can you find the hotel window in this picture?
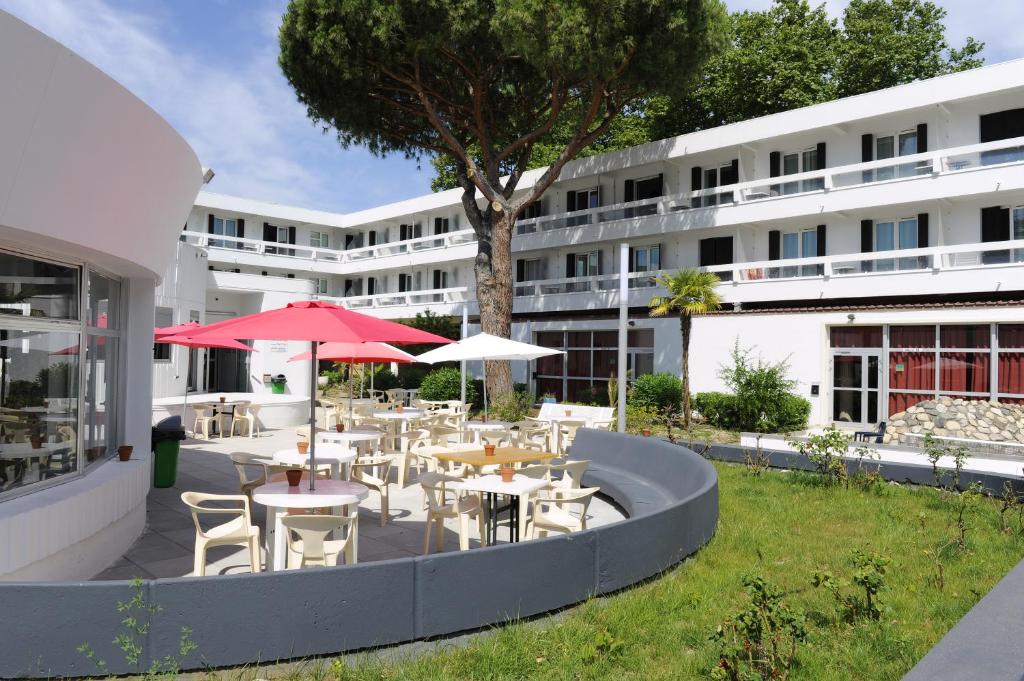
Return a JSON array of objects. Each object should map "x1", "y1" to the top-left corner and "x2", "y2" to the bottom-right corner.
[
  {"x1": 263, "y1": 223, "x2": 295, "y2": 255},
  {"x1": 876, "y1": 130, "x2": 919, "y2": 180},
  {"x1": 397, "y1": 273, "x2": 414, "y2": 293},
  {"x1": 690, "y1": 161, "x2": 737, "y2": 208},
  {"x1": 400, "y1": 223, "x2": 423, "y2": 241},
  {"x1": 433, "y1": 218, "x2": 450, "y2": 235},
  {"x1": 566, "y1": 188, "x2": 599, "y2": 227},
  {"x1": 432, "y1": 270, "x2": 449, "y2": 289},
  {"x1": 523, "y1": 201, "x2": 543, "y2": 220},
  {"x1": 776, "y1": 228, "x2": 820, "y2": 278},
  {"x1": 515, "y1": 259, "x2": 546, "y2": 293},
  {"x1": 311, "y1": 278, "x2": 328, "y2": 295},
  {"x1": 698, "y1": 235, "x2": 734, "y2": 280},
  {"x1": 208, "y1": 215, "x2": 242, "y2": 249},
  {"x1": 309, "y1": 231, "x2": 329, "y2": 248},
  {"x1": 770, "y1": 144, "x2": 825, "y2": 195},
  {"x1": 873, "y1": 217, "x2": 919, "y2": 271},
  {"x1": 534, "y1": 329, "x2": 654, "y2": 402},
  {"x1": 629, "y1": 245, "x2": 661, "y2": 273},
  {"x1": 153, "y1": 307, "x2": 173, "y2": 361},
  {"x1": 623, "y1": 174, "x2": 664, "y2": 216}
]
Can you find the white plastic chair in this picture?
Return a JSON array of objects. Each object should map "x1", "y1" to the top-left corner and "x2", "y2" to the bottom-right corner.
[
  {"x1": 180, "y1": 492, "x2": 261, "y2": 576},
  {"x1": 548, "y1": 460, "x2": 590, "y2": 489},
  {"x1": 191, "y1": 404, "x2": 215, "y2": 439},
  {"x1": 530, "y1": 487, "x2": 600, "y2": 538},
  {"x1": 229, "y1": 452, "x2": 270, "y2": 502},
  {"x1": 232, "y1": 403, "x2": 262, "y2": 438},
  {"x1": 515, "y1": 422, "x2": 551, "y2": 452},
  {"x1": 350, "y1": 455, "x2": 393, "y2": 526},
  {"x1": 281, "y1": 513, "x2": 358, "y2": 568},
  {"x1": 479, "y1": 430, "x2": 512, "y2": 447},
  {"x1": 391, "y1": 428, "x2": 431, "y2": 488},
  {"x1": 420, "y1": 472, "x2": 485, "y2": 553}
]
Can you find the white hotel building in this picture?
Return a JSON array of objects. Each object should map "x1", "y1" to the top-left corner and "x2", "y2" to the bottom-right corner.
[{"x1": 165, "y1": 60, "x2": 1024, "y2": 428}]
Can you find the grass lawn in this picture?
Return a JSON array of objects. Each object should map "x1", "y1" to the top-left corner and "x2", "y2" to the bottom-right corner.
[{"x1": 232, "y1": 461, "x2": 1024, "y2": 681}]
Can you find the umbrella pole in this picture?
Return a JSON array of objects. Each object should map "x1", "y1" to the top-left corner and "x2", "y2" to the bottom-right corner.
[
  {"x1": 309, "y1": 341, "x2": 317, "y2": 491},
  {"x1": 483, "y1": 360, "x2": 487, "y2": 422},
  {"x1": 370, "y1": 362, "x2": 374, "y2": 398},
  {"x1": 180, "y1": 349, "x2": 191, "y2": 426},
  {"x1": 348, "y1": 359, "x2": 354, "y2": 429}
]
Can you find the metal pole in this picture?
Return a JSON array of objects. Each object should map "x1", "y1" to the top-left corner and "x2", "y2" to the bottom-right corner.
[
  {"x1": 309, "y1": 341, "x2": 318, "y2": 491},
  {"x1": 461, "y1": 304, "x2": 468, "y2": 405},
  {"x1": 617, "y1": 243, "x2": 629, "y2": 433}
]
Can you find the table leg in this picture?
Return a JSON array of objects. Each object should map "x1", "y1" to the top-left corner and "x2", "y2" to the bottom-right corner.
[
  {"x1": 518, "y1": 493, "x2": 531, "y2": 541},
  {"x1": 509, "y1": 494, "x2": 518, "y2": 543},
  {"x1": 486, "y1": 492, "x2": 496, "y2": 546},
  {"x1": 551, "y1": 421, "x2": 560, "y2": 456},
  {"x1": 330, "y1": 461, "x2": 340, "y2": 481},
  {"x1": 267, "y1": 505, "x2": 288, "y2": 571}
]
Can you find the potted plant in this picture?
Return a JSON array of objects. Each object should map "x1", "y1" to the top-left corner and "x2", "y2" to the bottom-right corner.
[
  {"x1": 285, "y1": 468, "x2": 302, "y2": 487},
  {"x1": 542, "y1": 393, "x2": 556, "y2": 404},
  {"x1": 564, "y1": 408, "x2": 573, "y2": 417},
  {"x1": 219, "y1": 395, "x2": 226, "y2": 403},
  {"x1": 117, "y1": 445, "x2": 133, "y2": 461},
  {"x1": 335, "y1": 422, "x2": 345, "y2": 432},
  {"x1": 396, "y1": 403, "x2": 404, "y2": 414},
  {"x1": 297, "y1": 440, "x2": 309, "y2": 455},
  {"x1": 29, "y1": 434, "x2": 43, "y2": 449},
  {"x1": 641, "y1": 428, "x2": 652, "y2": 437},
  {"x1": 499, "y1": 465, "x2": 515, "y2": 482},
  {"x1": 484, "y1": 443, "x2": 496, "y2": 457}
]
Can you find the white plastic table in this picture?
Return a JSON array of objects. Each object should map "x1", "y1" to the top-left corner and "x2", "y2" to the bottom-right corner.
[
  {"x1": 537, "y1": 415, "x2": 587, "y2": 455},
  {"x1": 273, "y1": 443, "x2": 357, "y2": 480},
  {"x1": 454, "y1": 474, "x2": 549, "y2": 543},
  {"x1": 318, "y1": 428, "x2": 383, "y2": 457},
  {"x1": 252, "y1": 480, "x2": 369, "y2": 571},
  {"x1": 462, "y1": 420, "x2": 513, "y2": 444}
]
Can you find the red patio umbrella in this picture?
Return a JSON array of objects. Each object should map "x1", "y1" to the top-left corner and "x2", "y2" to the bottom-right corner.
[
  {"x1": 155, "y1": 333, "x2": 255, "y2": 427},
  {"x1": 288, "y1": 341, "x2": 419, "y2": 425},
  {"x1": 155, "y1": 321, "x2": 202, "y2": 338},
  {"x1": 167, "y1": 301, "x2": 452, "y2": 489}
]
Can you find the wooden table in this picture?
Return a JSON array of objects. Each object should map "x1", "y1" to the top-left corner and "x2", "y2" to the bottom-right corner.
[{"x1": 433, "y1": 446, "x2": 555, "y2": 469}]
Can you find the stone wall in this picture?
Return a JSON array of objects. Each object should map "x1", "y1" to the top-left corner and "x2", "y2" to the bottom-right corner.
[{"x1": 884, "y1": 396, "x2": 1024, "y2": 445}]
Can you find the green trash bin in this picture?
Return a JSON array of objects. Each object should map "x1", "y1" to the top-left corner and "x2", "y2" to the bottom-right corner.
[
  {"x1": 271, "y1": 374, "x2": 287, "y2": 394},
  {"x1": 152, "y1": 416, "x2": 186, "y2": 488}
]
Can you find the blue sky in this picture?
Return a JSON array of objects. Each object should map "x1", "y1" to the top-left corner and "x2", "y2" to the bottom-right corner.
[{"x1": 1, "y1": 0, "x2": 1022, "y2": 214}]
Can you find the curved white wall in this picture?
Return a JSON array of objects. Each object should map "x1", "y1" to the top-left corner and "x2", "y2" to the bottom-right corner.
[{"x1": 0, "y1": 10, "x2": 202, "y2": 580}]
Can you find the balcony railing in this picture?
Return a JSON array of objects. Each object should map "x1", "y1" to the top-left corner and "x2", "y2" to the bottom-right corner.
[
  {"x1": 181, "y1": 228, "x2": 476, "y2": 265},
  {"x1": 702, "y1": 239, "x2": 1024, "y2": 282},
  {"x1": 514, "y1": 135, "x2": 1024, "y2": 236},
  {"x1": 513, "y1": 270, "x2": 667, "y2": 297},
  {"x1": 317, "y1": 286, "x2": 471, "y2": 311}
]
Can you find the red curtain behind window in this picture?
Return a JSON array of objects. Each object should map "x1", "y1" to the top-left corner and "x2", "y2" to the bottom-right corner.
[
  {"x1": 889, "y1": 352, "x2": 935, "y2": 390},
  {"x1": 940, "y1": 324, "x2": 990, "y2": 348},
  {"x1": 890, "y1": 326, "x2": 935, "y2": 348},
  {"x1": 830, "y1": 326, "x2": 882, "y2": 348},
  {"x1": 999, "y1": 352, "x2": 1024, "y2": 396},
  {"x1": 999, "y1": 324, "x2": 1024, "y2": 348},
  {"x1": 940, "y1": 352, "x2": 990, "y2": 393}
]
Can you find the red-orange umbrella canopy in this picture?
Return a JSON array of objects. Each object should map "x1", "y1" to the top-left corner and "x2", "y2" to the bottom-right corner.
[
  {"x1": 288, "y1": 341, "x2": 415, "y2": 364},
  {"x1": 157, "y1": 335, "x2": 254, "y2": 351},
  {"x1": 155, "y1": 321, "x2": 201, "y2": 338},
  {"x1": 172, "y1": 300, "x2": 452, "y2": 345}
]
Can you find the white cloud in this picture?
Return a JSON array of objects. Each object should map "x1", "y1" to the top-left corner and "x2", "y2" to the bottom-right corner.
[{"x1": 0, "y1": 0, "x2": 350, "y2": 208}]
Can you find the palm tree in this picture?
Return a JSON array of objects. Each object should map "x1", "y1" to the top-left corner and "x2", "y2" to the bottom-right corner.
[{"x1": 649, "y1": 269, "x2": 723, "y2": 428}]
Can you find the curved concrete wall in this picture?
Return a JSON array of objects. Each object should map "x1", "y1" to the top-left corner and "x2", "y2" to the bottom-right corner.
[
  {"x1": 0, "y1": 10, "x2": 202, "y2": 279},
  {"x1": 0, "y1": 430, "x2": 718, "y2": 678}
]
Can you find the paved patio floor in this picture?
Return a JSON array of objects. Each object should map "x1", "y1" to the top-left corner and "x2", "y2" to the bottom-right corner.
[{"x1": 93, "y1": 428, "x2": 624, "y2": 580}]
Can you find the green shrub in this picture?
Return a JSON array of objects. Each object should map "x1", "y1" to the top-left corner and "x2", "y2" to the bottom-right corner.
[
  {"x1": 418, "y1": 366, "x2": 477, "y2": 404},
  {"x1": 628, "y1": 373, "x2": 682, "y2": 412},
  {"x1": 358, "y1": 364, "x2": 399, "y2": 393},
  {"x1": 491, "y1": 390, "x2": 534, "y2": 422},
  {"x1": 770, "y1": 393, "x2": 811, "y2": 432},
  {"x1": 625, "y1": 404, "x2": 659, "y2": 434},
  {"x1": 574, "y1": 386, "x2": 609, "y2": 406},
  {"x1": 693, "y1": 391, "x2": 737, "y2": 426}
]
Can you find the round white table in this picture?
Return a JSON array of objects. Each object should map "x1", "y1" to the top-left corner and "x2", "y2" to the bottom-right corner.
[
  {"x1": 252, "y1": 480, "x2": 369, "y2": 571},
  {"x1": 373, "y1": 409, "x2": 426, "y2": 446},
  {"x1": 537, "y1": 416, "x2": 587, "y2": 454},
  {"x1": 318, "y1": 429, "x2": 383, "y2": 456},
  {"x1": 273, "y1": 443, "x2": 357, "y2": 480},
  {"x1": 462, "y1": 420, "x2": 513, "y2": 443}
]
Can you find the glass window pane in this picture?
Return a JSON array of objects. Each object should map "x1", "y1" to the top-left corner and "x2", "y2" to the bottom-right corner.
[
  {"x1": 0, "y1": 251, "x2": 79, "y2": 320},
  {"x1": 889, "y1": 352, "x2": 935, "y2": 390},
  {"x1": 592, "y1": 331, "x2": 617, "y2": 348},
  {"x1": 633, "y1": 352, "x2": 654, "y2": 376},
  {"x1": 833, "y1": 356, "x2": 862, "y2": 388},
  {"x1": 801, "y1": 230, "x2": 817, "y2": 257},
  {"x1": 876, "y1": 222, "x2": 895, "y2": 251},
  {"x1": 889, "y1": 392, "x2": 933, "y2": 416},
  {"x1": 628, "y1": 329, "x2": 654, "y2": 347},
  {"x1": 84, "y1": 334, "x2": 116, "y2": 467},
  {"x1": 890, "y1": 325, "x2": 935, "y2": 348},
  {"x1": 802, "y1": 148, "x2": 818, "y2": 171},
  {"x1": 87, "y1": 272, "x2": 120, "y2": 330},
  {"x1": 592, "y1": 350, "x2": 616, "y2": 377},
  {"x1": 536, "y1": 377, "x2": 562, "y2": 401},
  {"x1": 567, "y1": 332, "x2": 590, "y2": 348},
  {"x1": 898, "y1": 219, "x2": 918, "y2": 249},
  {"x1": 830, "y1": 327, "x2": 882, "y2": 348},
  {"x1": 999, "y1": 350, "x2": 1024, "y2": 395},
  {"x1": 782, "y1": 233, "x2": 799, "y2": 258},
  {"x1": 0, "y1": 328, "x2": 80, "y2": 492},
  {"x1": 940, "y1": 352, "x2": 990, "y2": 393},
  {"x1": 876, "y1": 136, "x2": 894, "y2": 160},
  {"x1": 535, "y1": 354, "x2": 563, "y2": 376},
  {"x1": 898, "y1": 132, "x2": 917, "y2": 156},
  {"x1": 566, "y1": 350, "x2": 590, "y2": 377},
  {"x1": 1015, "y1": 208, "x2": 1024, "y2": 240},
  {"x1": 941, "y1": 324, "x2": 991, "y2": 349},
  {"x1": 783, "y1": 154, "x2": 799, "y2": 175},
  {"x1": 650, "y1": 246, "x2": 661, "y2": 270},
  {"x1": 999, "y1": 324, "x2": 1024, "y2": 348},
  {"x1": 867, "y1": 390, "x2": 878, "y2": 424},
  {"x1": 536, "y1": 332, "x2": 563, "y2": 349},
  {"x1": 833, "y1": 390, "x2": 862, "y2": 422}
]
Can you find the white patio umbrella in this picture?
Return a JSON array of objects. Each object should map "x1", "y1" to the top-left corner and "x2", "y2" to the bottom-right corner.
[{"x1": 415, "y1": 332, "x2": 565, "y2": 420}]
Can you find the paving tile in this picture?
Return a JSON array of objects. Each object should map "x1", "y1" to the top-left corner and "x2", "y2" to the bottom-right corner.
[{"x1": 92, "y1": 564, "x2": 155, "y2": 581}]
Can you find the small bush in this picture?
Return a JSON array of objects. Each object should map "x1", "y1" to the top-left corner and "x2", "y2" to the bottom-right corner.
[
  {"x1": 358, "y1": 365, "x2": 399, "y2": 393},
  {"x1": 625, "y1": 404, "x2": 659, "y2": 434},
  {"x1": 418, "y1": 367, "x2": 477, "y2": 404},
  {"x1": 628, "y1": 373, "x2": 682, "y2": 413},
  {"x1": 788, "y1": 426, "x2": 850, "y2": 486},
  {"x1": 491, "y1": 390, "x2": 534, "y2": 422},
  {"x1": 574, "y1": 386, "x2": 609, "y2": 406},
  {"x1": 693, "y1": 392, "x2": 737, "y2": 426}
]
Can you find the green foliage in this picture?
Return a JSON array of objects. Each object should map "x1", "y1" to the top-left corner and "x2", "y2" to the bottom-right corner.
[
  {"x1": 951, "y1": 481, "x2": 985, "y2": 550},
  {"x1": 389, "y1": 311, "x2": 462, "y2": 389},
  {"x1": 710, "y1": 574, "x2": 807, "y2": 681},
  {"x1": 358, "y1": 365, "x2": 400, "y2": 393},
  {"x1": 788, "y1": 426, "x2": 851, "y2": 486},
  {"x1": 418, "y1": 367, "x2": 477, "y2": 404},
  {"x1": 922, "y1": 433, "x2": 971, "y2": 490},
  {"x1": 813, "y1": 549, "x2": 890, "y2": 621},
  {"x1": 719, "y1": 341, "x2": 807, "y2": 432},
  {"x1": 627, "y1": 373, "x2": 683, "y2": 413},
  {"x1": 625, "y1": 404, "x2": 659, "y2": 435},
  {"x1": 651, "y1": 0, "x2": 984, "y2": 138},
  {"x1": 850, "y1": 446, "x2": 883, "y2": 491},
  {"x1": 490, "y1": 390, "x2": 534, "y2": 422},
  {"x1": 573, "y1": 385, "x2": 609, "y2": 407}
]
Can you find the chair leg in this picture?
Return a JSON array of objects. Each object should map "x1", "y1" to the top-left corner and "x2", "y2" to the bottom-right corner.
[
  {"x1": 423, "y1": 513, "x2": 433, "y2": 555},
  {"x1": 395, "y1": 453, "x2": 407, "y2": 488},
  {"x1": 435, "y1": 517, "x2": 445, "y2": 552},
  {"x1": 458, "y1": 513, "x2": 470, "y2": 551},
  {"x1": 477, "y1": 510, "x2": 486, "y2": 546},
  {"x1": 379, "y1": 488, "x2": 389, "y2": 527},
  {"x1": 249, "y1": 535, "x2": 261, "y2": 573},
  {"x1": 193, "y1": 539, "x2": 206, "y2": 577}
]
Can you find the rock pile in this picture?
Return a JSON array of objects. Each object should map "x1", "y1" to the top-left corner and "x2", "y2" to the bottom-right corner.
[{"x1": 884, "y1": 396, "x2": 1024, "y2": 445}]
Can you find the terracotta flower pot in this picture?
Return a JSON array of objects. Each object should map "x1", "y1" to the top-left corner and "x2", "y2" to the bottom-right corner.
[
  {"x1": 642, "y1": 428, "x2": 652, "y2": 437},
  {"x1": 297, "y1": 440, "x2": 309, "y2": 455},
  {"x1": 396, "y1": 404, "x2": 404, "y2": 414},
  {"x1": 118, "y1": 445, "x2": 133, "y2": 461},
  {"x1": 564, "y1": 409, "x2": 572, "y2": 417},
  {"x1": 30, "y1": 436, "x2": 43, "y2": 450},
  {"x1": 336, "y1": 423, "x2": 345, "y2": 432},
  {"x1": 484, "y1": 443, "x2": 496, "y2": 457},
  {"x1": 499, "y1": 466, "x2": 515, "y2": 483},
  {"x1": 219, "y1": 396, "x2": 226, "y2": 403},
  {"x1": 285, "y1": 469, "x2": 302, "y2": 487}
]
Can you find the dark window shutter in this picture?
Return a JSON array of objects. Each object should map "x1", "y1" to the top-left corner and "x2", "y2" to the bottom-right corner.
[
  {"x1": 398, "y1": 275, "x2": 406, "y2": 293},
  {"x1": 690, "y1": 167, "x2": 702, "y2": 191},
  {"x1": 399, "y1": 224, "x2": 407, "y2": 240},
  {"x1": 980, "y1": 108, "x2": 1024, "y2": 143},
  {"x1": 656, "y1": 173, "x2": 664, "y2": 195},
  {"x1": 768, "y1": 230, "x2": 781, "y2": 260},
  {"x1": 434, "y1": 217, "x2": 442, "y2": 234},
  {"x1": 368, "y1": 230, "x2": 377, "y2": 247},
  {"x1": 815, "y1": 142, "x2": 826, "y2": 169},
  {"x1": 726, "y1": 159, "x2": 739, "y2": 185},
  {"x1": 628, "y1": 246, "x2": 635, "y2": 272},
  {"x1": 861, "y1": 134, "x2": 873, "y2": 162},
  {"x1": 263, "y1": 222, "x2": 274, "y2": 242},
  {"x1": 236, "y1": 218, "x2": 244, "y2": 240},
  {"x1": 597, "y1": 250, "x2": 603, "y2": 275},
  {"x1": 288, "y1": 226, "x2": 296, "y2": 244},
  {"x1": 861, "y1": 220, "x2": 874, "y2": 252},
  {"x1": 566, "y1": 253, "x2": 575, "y2": 277},
  {"x1": 917, "y1": 213, "x2": 929, "y2": 247},
  {"x1": 433, "y1": 270, "x2": 442, "y2": 289},
  {"x1": 716, "y1": 237, "x2": 733, "y2": 265},
  {"x1": 981, "y1": 206, "x2": 1010, "y2": 241},
  {"x1": 516, "y1": 260, "x2": 525, "y2": 282},
  {"x1": 207, "y1": 214, "x2": 215, "y2": 233},
  {"x1": 916, "y1": 124, "x2": 928, "y2": 153},
  {"x1": 816, "y1": 224, "x2": 826, "y2": 257},
  {"x1": 624, "y1": 179, "x2": 635, "y2": 202},
  {"x1": 699, "y1": 239, "x2": 714, "y2": 267},
  {"x1": 414, "y1": 223, "x2": 422, "y2": 238},
  {"x1": 566, "y1": 190, "x2": 577, "y2": 212},
  {"x1": 769, "y1": 152, "x2": 781, "y2": 177}
]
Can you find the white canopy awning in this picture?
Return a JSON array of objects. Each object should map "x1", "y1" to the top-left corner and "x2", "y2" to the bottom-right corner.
[{"x1": 415, "y1": 332, "x2": 564, "y2": 363}]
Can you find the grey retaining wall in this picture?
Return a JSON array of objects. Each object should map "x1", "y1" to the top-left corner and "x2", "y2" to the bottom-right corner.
[{"x1": 0, "y1": 430, "x2": 718, "y2": 679}]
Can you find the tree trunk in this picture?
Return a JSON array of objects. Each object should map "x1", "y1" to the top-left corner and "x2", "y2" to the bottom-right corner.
[
  {"x1": 474, "y1": 210, "x2": 514, "y2": 399},
  {"x1": 680, "y1": 312, "x2": 691, "y2": 429}
]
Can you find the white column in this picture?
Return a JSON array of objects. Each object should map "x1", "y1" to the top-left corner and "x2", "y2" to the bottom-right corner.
[
  {"x1": 617, "y1": 243, "x2": 629, "y2": 433},
  {"x1": 461, "y1": 303, "x2": 468, "y2": 404}
]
